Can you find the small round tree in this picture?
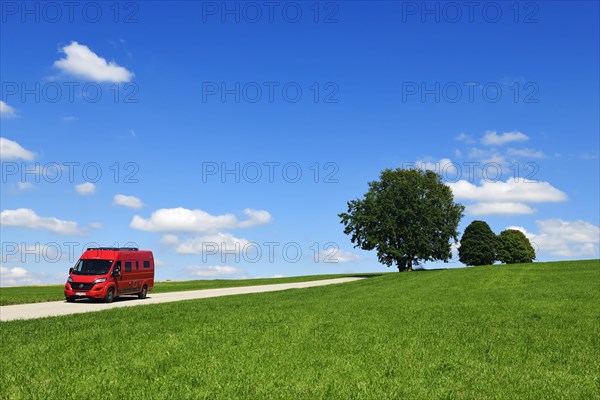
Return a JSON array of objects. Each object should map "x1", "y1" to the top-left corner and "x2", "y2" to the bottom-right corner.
[
  {"x1": 458, "y1": 220, "x2": 497, "y2": 266},
  {"x1": 497, "y1": 229, "x2": 536, "y2": 264}
]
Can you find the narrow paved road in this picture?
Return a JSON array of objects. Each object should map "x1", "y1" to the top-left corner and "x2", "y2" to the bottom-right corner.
[{"x1": 0, "y1": 277, "x2": 364, "y2": 322}]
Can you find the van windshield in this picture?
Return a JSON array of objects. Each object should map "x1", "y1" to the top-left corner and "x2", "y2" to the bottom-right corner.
[{"x1": 72, "y1": 259, "x2": 113, "y2": 275}]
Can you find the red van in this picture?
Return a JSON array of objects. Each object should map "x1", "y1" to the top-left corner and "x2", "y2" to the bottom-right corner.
[{"x1": 64, "y1": 247, "x2": 154, "y2": 303}]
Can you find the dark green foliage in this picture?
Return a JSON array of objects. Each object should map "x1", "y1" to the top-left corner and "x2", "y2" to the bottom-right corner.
[
  {"x1": 339, "y1": 168, "x2": 464, "y2": 271},
  {"x1": 497, "y1": 229, "x2": 536, "y2": 264},
  {"x1": 459, "y1": 220, "x2": 497, "y2": 266}
]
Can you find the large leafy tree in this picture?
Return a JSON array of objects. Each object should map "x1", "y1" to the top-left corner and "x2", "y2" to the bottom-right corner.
[
  {"x1": 497, "y1": 229, "x2": 536, "y2": 264},
  {"x1": 458, "y1": 220, "x2": 497, "y2": 266},
  {"x1": 339, "y1": 168, "x2": 464, "y2": 272}
]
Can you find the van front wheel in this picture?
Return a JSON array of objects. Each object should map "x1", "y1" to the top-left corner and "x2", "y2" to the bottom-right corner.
[
  {"x1": 104, "y1": 287, "x2": 115, "y2": 303},
  {"x1": 138, "y1": 285, "x2": 148, "y2": 299}
]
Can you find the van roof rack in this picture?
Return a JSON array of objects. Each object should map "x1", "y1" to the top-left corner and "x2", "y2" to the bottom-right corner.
[{"x1": 87, "y1": 247, "x2": 139, "y2": 251}]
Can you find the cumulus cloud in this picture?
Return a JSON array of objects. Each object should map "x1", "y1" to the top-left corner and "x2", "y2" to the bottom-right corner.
[
  {"x1": 507, "y1": 148, "x2": 546, "y2": 159},
  {"x1": 0, "y1": 208, "x2": 83, "y2": 235},
  {"x1": 0, "y1": 265, "x2": 42, "y2": 287},
  {"x1": 75, "y1": 182, "x2": 95, "y2": 195},
  {"x1": 175, "y1": 232, "x2": 250, "y2": 255},
  {"x1": 316, "y1": 247, "x2": 360, "y2": 263},
  {"x1": 448, "y1": 178, "x2": 567, "y2": 203},
  {"x1": 0, "y1": 137, "x2": 35, "y2": 161},
  {"x1": 507, "y1": 220, "x2": 600, "y2": 258},
  {"x1": 481, "y1": 130, "x2": 528, "y2": 146},
  {"x1": 113, "y1": 194, "x2": 143, "y2": 209},
  {"x1": 415, "y1": 158, "x2": 461, "y2": 179},
  {"x1": 0, "y1": 101, "x2": 16, "y2": 118},
  {"x1": 448, "y1": 178, "x2": 567, "y2": 216},
  {"x1": 53, "y1": 41, "x2": 134, "y2": 83},
  {"x1": 130, "y1": 207, "x2": 271, "y2": 233},
  {"x1": 455, "y1": 132, "x2": 475, "y2": 144},
  {"x1": 467, "y1": 202, "x2": 536, "y2": 216},
  {"x1": 185, "y1": 265, "x2": 244, "y2": 278},
  {"x1": 160, "y1": 234, "x2": 179, "y2": 245}
]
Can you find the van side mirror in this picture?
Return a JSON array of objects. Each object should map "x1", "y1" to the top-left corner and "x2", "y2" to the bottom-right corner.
[
  {"x1": 69, "y1": 267, "x2": 73, "y2": 274},
  {"x1": 112, "y1": 268, "x2": 121, "y2": 277}
]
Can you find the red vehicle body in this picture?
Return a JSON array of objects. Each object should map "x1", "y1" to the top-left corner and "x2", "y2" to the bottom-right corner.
[{"x1": 64, "y1": 247, "x2": 154, "y2": 303}]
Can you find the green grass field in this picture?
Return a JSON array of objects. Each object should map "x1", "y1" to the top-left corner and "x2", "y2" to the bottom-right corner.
[
  {"x1": 0, "y1": 273, "x2": 378, "y2": 306},
  {"x1": 1, "y1": 260, "x2": 599, "y2": 399}
]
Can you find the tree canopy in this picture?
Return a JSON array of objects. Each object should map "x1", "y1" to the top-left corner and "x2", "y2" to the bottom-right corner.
[
  {"x1": 339, "y1": 168, "x2": 464, "y2": 271},
  {"x1": 458, "y1": 220, "x2": 497, "y2": 266},
  {"x1": 497, "y1": 229, "x2": 536, "y2": 264}
]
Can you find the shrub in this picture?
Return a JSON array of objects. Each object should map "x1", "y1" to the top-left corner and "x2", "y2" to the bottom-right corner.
[
  {"x1": 497, "y1": 229, "x2": 536, "y2": 264},
  {"x1": 458, "y1": 220, "x2": 497, "y2": 266}
]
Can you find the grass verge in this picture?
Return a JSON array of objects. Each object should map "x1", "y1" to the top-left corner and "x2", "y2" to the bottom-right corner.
[{"x1": 0, "y1": 273, "x2": 381, "y2": 306}]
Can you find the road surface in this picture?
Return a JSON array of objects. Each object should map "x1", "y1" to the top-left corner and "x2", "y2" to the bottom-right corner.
[{"x1": 0, "y1": 277, "x2": 364, "y2": 322}]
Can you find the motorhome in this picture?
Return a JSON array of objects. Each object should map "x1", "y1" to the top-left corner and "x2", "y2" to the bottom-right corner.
[{"x1": 64, "y1": 247, "x2": 154, "y2": 303}]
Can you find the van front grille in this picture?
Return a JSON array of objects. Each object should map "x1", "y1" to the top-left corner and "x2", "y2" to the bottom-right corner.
[{"x1": 71, "y1": 282, "x2": 94, "y2": 291}]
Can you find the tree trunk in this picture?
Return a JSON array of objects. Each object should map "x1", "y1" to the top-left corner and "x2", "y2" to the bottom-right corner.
[
  {"x1": 407, "y1": 258, "x2": 413, "y2": 272},
  {"x1": 397, "y1": 258, "x2": 407, "y2": 272}
]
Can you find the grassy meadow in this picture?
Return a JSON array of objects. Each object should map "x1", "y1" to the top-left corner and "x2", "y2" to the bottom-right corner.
[{"x1": 1, "y1": 260, "x2": 598, "y2": 399}]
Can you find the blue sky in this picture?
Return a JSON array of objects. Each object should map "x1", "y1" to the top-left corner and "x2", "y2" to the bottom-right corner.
[{"x1": 1, "y1": 1, "x2": 599, "y2": 285}]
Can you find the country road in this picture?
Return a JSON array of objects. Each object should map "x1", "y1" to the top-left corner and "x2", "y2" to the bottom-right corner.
[{"x1": 0, "y1": 277, "x2": 364, "y2": 322}]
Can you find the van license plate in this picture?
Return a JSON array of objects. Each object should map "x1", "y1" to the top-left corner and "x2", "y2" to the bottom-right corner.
[{"x1": 75, "y1": 292, "x2": 86, "y2": 296}]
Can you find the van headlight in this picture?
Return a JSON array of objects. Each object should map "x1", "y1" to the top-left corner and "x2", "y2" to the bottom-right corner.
[
  {"x1": 92, "y1": 278, "x2": 107, "y2": 285},
  {"x1": 67, "y1": 277, "x2": 73, "y2": 283}
]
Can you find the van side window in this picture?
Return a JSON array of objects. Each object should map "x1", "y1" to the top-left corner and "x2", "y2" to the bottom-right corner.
[
  {"x1": 143, "y1": 261, "x2": 150, "y2": 269},
  {"x1": 125, "y1": 262, "x2": 132, "y2": 272},
  {"x1": 136, "y1": 261, "x2": 139, "y2": 270}
]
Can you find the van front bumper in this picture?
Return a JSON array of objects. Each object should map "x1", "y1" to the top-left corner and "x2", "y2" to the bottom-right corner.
[{"x1": 64, "y1": 283, "x2": 108, "y2": 300}]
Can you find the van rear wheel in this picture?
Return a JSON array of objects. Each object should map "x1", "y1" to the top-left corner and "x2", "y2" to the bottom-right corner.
[
  {"x1": 104, "y1": 287, "x2": 114, "y2": 303},
  {"x1": 138, "y1": 285, "x2": 148, "y2": 299}
]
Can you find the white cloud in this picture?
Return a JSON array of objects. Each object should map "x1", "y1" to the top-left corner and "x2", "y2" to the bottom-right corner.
[
  {"x1": 317, "y1": 247, "x2": 360, "y2": 263},
  {"x1": 114, "y1": 194, "x2": 143, "y2": 209},
  {"x1": 0, "y1": 137, "x2": 35, "y2": 161},
  {"x1": 90, "y1": 223, "x2": 102, "y2": 229},
  {"x1": 507, "y1": 148, "x2": 546, "y2": 159},
  {"x1": 455, "y1": 132, "x2": 475, "y2": 144},
  {"x1": 481, "y1": 130, "x2": 528, "y2": 146},
  {"x1": 237, "y1": 209, "x2": 272, "y2": 227},
  {"x1": 130, "y1": 207, "x2": 271, "y2": 233},
  {"x1": 17, "y1": 182, "x2": 34, "y2": 191},
  {"x1": 185, "y1": 265, "x2": 244, "y2": 278},
  {"x1": 467, "y1": 202, "x2": 536, "y2": 216},
  {"x1": 271, "y1": 274, "x2": 285, "y2": 278},
  {"x1": 160, "y1": 234, "x2": 179, "y2": 245},
  {"x1": 175, "y1": 233, "x2": 250, "y2": 255},
  {"x1": 466, "y1": 147, "x2": 506, "y2": 165},
  {"x1": 507, "y1": 220, "x2": 600, "y2": 258},
  {"x1": 415, "y1": 158, "x2": 459, "y2": 177},
  {"x1": 53, "y1": 41, "x2": 134, "y2": 83},
  {"x1": 0, "y1": 265, "x2": 42, "y2": 287},
  {"x1": 0, "y1": 208, "x2": 83, "y2": 235},
  {"x1": 0, "y1": 101, "x2": 16, "y2": 118},
  {"x1": 448, "y1": 178, "x2": 567, "y2": 203},
  {"x1": 75, "y1": 182, "x2": 96, "y2": 195}
]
